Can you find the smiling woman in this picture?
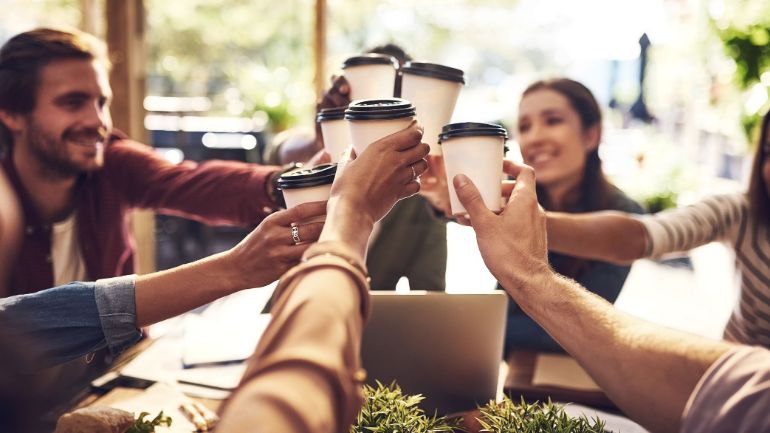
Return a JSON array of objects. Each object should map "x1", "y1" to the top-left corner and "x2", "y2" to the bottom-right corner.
[{"x1": 501, "y1": 78, "x2": 644, "y2": 354}]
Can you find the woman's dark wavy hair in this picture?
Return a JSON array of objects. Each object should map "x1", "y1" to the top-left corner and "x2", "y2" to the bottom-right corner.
[
  {"x1": 521, "y1": 78, "x2": 616, "y2": 278},
  {"x1": 749, "y1": 109, "x2": 770, "y2": 226}
]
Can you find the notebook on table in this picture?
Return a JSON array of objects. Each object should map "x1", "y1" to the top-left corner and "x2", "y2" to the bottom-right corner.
[{"x1": 504, "y1": 350, "x2": 617, "y2": 410}]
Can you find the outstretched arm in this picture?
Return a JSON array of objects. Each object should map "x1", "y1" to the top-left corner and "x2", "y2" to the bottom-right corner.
[
  {"x1": 218, "y1": 122, "x2": 430, "y2": 433},
  {"x1": 546, "y1": 210, "x2": 648, "y2": 265},
  {"x1": 454, "y1": 162, "x2": 733, "y2": 433},
  {"x1": 1, "y1": 201, "x2": 327, "y2": 368}
]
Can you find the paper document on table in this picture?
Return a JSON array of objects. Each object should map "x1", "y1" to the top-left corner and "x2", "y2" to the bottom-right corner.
[
  {"x1": 532, "y1": 354, "x2": 600, "y2": 391},
  {"x1": 107, "y1": 382, "x2": 197, "y2": 432},
  {"x1": 182, "y1": 313, "x2": 271, "y2": 367},
  {"x1": 119, "y1": 286, "x2": 274, "y2": 399}
]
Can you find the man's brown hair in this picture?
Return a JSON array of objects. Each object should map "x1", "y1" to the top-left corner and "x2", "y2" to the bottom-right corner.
[{"x1": 0, "y1": 27, "x2": 108, "y2": 153}]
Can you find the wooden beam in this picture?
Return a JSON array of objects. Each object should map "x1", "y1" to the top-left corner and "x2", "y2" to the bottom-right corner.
[
  {"x1": 314, "y1": 0, "x2": 327, "y2": 98},
  {"x1": 79, "y1": 0, "x2": 104, "y2": 37},
  {"x1": 106, "y1": 0, "x2": 155, "y2": 274}
]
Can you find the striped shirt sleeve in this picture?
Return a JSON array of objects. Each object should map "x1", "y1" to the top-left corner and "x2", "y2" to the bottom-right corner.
[{"x1": 637, "y1": 194, "x2": 747, "y2": 259}]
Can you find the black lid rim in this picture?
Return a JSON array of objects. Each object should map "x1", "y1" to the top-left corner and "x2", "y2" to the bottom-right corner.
[
  {"x1": 278, "y1": 164, "x2": 337, "y2": 189},
  {"x1": 317, "y1": 106, "x2": 348, "y2": 121},
  {"x1": 344, "y1": 109, "x2": 415, "y2": 121},
  {"x1": 347, "y1": 98, "x2": 413, "y2": 110},
  {"x1": 342, "y1": 54, "x2": 398, "y2": 68},
  {"x1": 344, "y1": 98, "x2": 415, "y2": 120},
  {"x1": 438, "y1": 122, "x2": 509, "y2": 143},
  {"x1": 402, "y1": 62, "x2": 465, "y2": 84}
]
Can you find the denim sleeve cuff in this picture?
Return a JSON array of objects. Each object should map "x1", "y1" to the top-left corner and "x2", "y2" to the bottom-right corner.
[{"x1": 94, "y1": 275, "x2": 142, "y2": 357}]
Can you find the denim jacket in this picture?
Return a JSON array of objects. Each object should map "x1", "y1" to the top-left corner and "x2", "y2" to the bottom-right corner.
[{"x1": 0, "y1": 275, "x2": 141, "y2": 369}]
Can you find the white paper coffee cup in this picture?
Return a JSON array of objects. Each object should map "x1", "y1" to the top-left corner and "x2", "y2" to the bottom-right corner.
[
  {"x1": 401, "y1": 62, "x2": 465, "y2": 156},
  {"x1": 345, "y1": 98, "x2": 416, "y2": 156},
  {"x1": 342, "y1": 54, "x2": 398, "y2": 101},
  {"x1": 439, "y1": 122, "x2": 508, "y2": 215},
  {"x1": 317, "y1": 107, "x2": 350, "y2": 163},
  {"x1": 278, "y1": 164, "x2": 337, "y2": 222}
]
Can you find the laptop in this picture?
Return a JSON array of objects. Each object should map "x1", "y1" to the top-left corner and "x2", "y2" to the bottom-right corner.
[{"x1": 361, "y1": 291, "x2": 508, "y2": 415}]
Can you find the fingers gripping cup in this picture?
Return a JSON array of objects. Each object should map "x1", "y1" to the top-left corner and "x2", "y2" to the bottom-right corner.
[
  {"x1": 342, "y1": 54, "x2": 399, "y2": 101},
  {"x1": 439, "y1": 122, "x2": 508, "y2": 216},
  {"x1": 345, "y1": 98, "x2": 416, "y2": 156},
  {"x1": 278, "y1": 164, "x2": 337, "y2": 222},
  {"x1": 317, "y1": 107, "x2": 350, "y2": 163},
  {"x1": 401, "y1": 62, "x2": 465, "y2": 156}
]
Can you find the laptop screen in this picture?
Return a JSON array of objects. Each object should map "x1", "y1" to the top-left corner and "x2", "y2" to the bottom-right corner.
[{"x1": 360, "y1": 291, "x2": 508, "y2": 414}]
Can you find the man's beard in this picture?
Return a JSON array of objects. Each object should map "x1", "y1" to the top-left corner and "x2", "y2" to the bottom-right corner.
[{"x1": 25, "y1": 118, "x2": 107, "y2": 179}]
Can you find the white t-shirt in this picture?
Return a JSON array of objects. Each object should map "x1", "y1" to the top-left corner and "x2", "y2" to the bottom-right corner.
[{"x1": 51, "y1": 213, "x2": 87, "y2": 287}]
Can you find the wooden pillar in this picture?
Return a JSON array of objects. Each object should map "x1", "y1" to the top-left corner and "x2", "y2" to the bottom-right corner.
[
  {"x1": 79, "y1": 0, "x2": 104, "y2": 38},
  {"x1": 106, "y1": 0, "x2": 155, "y2": 274},
  {"x1": 314, "y1": 0, "x2": 327, "y2": 98}
]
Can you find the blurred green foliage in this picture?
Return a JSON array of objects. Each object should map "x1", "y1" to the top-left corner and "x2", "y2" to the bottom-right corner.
[
  {"x1": 720, "y1": 25, "x2": 770, "y2": 89},
  {"x1": 145, "y1": 0, "x2": 316, "y2": 131},
  {"x1": 714, "y1": 2, "x2": 770, "y2": 145}
]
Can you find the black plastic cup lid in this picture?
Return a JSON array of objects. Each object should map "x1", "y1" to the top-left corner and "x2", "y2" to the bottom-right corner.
[
  {"x1": 344, "y1": 98, "x2": 416, "y2": 121},
  {"x1": 317, "y1": 107, "x2": 347, "y2": 122},
  {"x1": 277, "y1": 163, "x2": 337, "y2": 190},
  {"x1": 401, "y1": 61, "x2": 465, "y2": 84},
  {"x1": 438, "y1": 122, "x2": 508, "y2": 144},
  {"x1": 342, "y1": 54, "x2": 398, "y2": 69}
]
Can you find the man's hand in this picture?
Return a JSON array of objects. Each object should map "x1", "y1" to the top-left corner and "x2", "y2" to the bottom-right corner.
[
  {"x1": 317, "y1": 75, "x2": 351, "y2": 110},
  {"x1": 453, "y1": 160, "x2": 551, "y2": 293},
  {"x1": 226, "y1": 201, "x2": 327, "y2": 288}
]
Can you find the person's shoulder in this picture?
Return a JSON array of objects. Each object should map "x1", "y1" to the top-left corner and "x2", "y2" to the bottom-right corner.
[
  {"x1": 605, "y1": 185, "x2": 645, "y2": 214},
  {"x1": 104, "y1": 131, "x2": 156, "y2": 161}
]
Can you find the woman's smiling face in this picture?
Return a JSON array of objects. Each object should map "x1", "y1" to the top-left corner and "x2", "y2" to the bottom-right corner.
[{"x1": 516, "y1": 88, "x2": 598, "y2": 189}]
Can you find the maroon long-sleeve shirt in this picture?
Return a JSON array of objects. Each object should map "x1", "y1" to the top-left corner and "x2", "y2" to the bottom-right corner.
[{"x1": 3, "y1": 132, "x2": 280, "y2": 295}]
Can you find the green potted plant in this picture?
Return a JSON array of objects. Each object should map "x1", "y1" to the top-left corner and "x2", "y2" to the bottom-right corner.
[
  {"x1": 353, "y1": 382, "x2": 607, "y2": 433},
  {"x1": 352, "y1": 382, "x2": 461, "y2": 433},
  {"x1": 472, "y1": 397, "x2": 605, "y2": 433}
]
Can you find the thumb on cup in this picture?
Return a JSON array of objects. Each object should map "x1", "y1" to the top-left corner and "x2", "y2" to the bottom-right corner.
[{"x1": 453, "y1": 174, "x2": 493, "y2": 224}]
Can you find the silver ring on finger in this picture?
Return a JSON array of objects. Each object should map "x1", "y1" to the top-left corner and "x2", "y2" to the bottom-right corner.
[
  {"x1": 291, "y1": 223, "x2": 302, "y2": 245},
  {"x1": 410, "y1": 164, "x2": 417, "y2": 180}
]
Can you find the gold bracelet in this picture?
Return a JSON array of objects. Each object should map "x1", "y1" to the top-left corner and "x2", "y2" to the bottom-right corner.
[{"x1": 302, "y1": 241, "x2": 369, "y2": 279}]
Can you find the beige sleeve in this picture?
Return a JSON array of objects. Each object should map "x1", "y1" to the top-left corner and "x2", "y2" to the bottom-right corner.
[{"x1": 217, "y1": 252, "x2": 369, "y2": 433}]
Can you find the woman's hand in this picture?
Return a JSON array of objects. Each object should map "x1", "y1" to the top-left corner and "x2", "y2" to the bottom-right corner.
[
  {"x1": 225, "y1": 201, "x2": 327, "y2": 288},
  {"x1": 322, "y1": 122, "x2": 429, "y2": 258},
  {"x1": 331, "y1": 121, "x2": 428, "y2": 222}
]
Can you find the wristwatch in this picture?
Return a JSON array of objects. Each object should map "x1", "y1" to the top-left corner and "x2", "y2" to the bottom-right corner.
[{"x1": 271, "y1": 161, "x2": 304, "y2": 209}]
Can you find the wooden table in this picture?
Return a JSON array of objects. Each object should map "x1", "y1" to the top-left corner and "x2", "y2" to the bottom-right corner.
[{"x1": 503, "y1": 350, "x2": 616, "y2": 410}]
